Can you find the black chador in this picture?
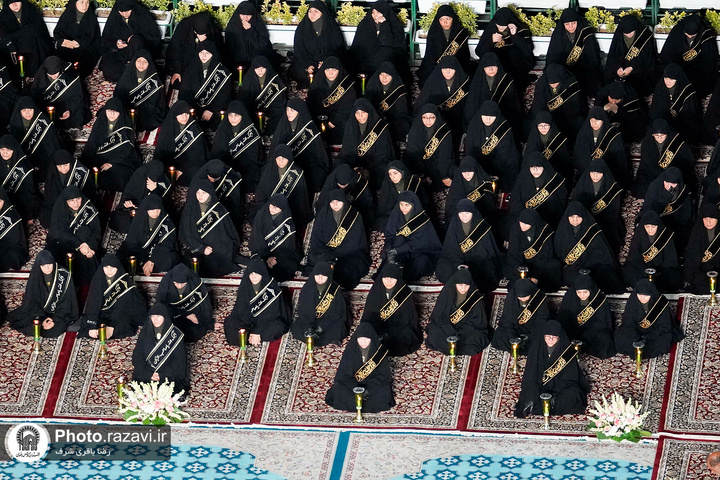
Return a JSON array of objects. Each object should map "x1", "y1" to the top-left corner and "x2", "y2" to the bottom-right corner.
[
  {"x1": 554, "y1": 201, "x2": 623, "y2": 293},
  {"x1": 79, "y1": 254, "x2": 145, "y2": 339},
  {"x1": 81, "y1": 97, "x2": 140, "y2": 192},
  {"x1": 0, "y1": 0, "x2": 52, "y2": 77},
  {"x1": 224, "y1": 1, "x2": 281, "y2": 72},
  {"x1": 682, "y1": 204, "x2": 720, "y2": 294},
  {"x1": 510, "y1": 152, "x2": 568, "y2": 228},
  {"x1": 437, "y1": 199, "x2": 501, "y2": 292},
  {"x1": 9, "y1": 250, "x2": 78, "y2": 338},
  {"x1": 382, "y1": 190, "x2": 442, "y2": 284},
  {"x1": 316, "y1": 164, "x2": 375, "y2": 229},
  {"x1": 376, "y1": 160, "x2": 432, "y2": 231},
  {"x1": 113, "y1": 49, "x2": 166, "y2": 133},
  {"x1": 270, "y1": 97, "x2": 329, "y2": 195},
  {"x1": 338, "y1": 98, "x2": 393, "y2": 191},
  {"x1": 190, "y1": 159, "x2": 244, "y2": 229},
  {"x1": 623, "y1": 210, "x2": 681, "y2": 293},
  {"x1": 41, "y1": 150, "x2": 95, "y2": 230},
  {"x1": 406, "y1": 103, "x2": 454, "y2": 192},
  {"x1": 445, "y1": 156, "x2": 497, "y2": 228},
  {"x1": 223, "y1": 256, "x2": 290, "y2": 345},
  {"x1": 288, "y1": 1, "x2": 345, "y2": 88},
  {"x1": 165, "y1": 12, "x2": 223, "y2": 82},
  {"x1": 179, "y1": 179, "x2": 243, "y2": 277},
  {"x1": 325, "y1": 322, "x2": 395, "y2": 413},
  {"x1": 639, "y1": 167, "x2": 694, "y2": 252},
  {"x1": 573, "y1": 107, "x2": 628, "y2": 187},
  {"x1": 0, "y1": 62, "x2": 18, "y2": 133},
  {"x1": 238, "y1": 55, "x2": 287, "y2": 138},
  {"x1": 515, "y1": 320, "x2": 590, "y2": 418},
  {"x1": 650, "y1": 64, "x2": 702, "y2": 145},
  {"x1": 178, "y1": 40, "x2": 231, "y2": 130},
  {"x1": 703, "y1": 80, "x2": 720, "y2": 146},
  {"x1": 132, "y1": 303, "x2": 188, "y2": 395},
  {"x1": 155, "y1": 263, "x2": 213, "y2": 343},
  {"x1": 249, "y1": 193, "x2": 301, "y2": 282},
  {"x1": 0, "y1": 186, "x2": 27, "y2": 271},
  {"x1": 0, "y1": 133, "x2": 40, "y2": 221},
  {"x1": 109, "y1": 160, "x2": 170, "y2": 234},
  {"x1": 465, "y1": 53, "x2": 522, "y2": 132},
  {"x1": 153, "y1": 100, "x2": 209, "y2": 187},
  {"x1": 491, "y1": 279, "x2": 550, "y2": 354},
  {"x1": 417, "y1": 4, "x2": 470, "y2": 89},
  {"x1": 308, "y1": 189, "x2": 370, "y2": 289},
  {"x1": 360, "y1": 263, "x2": 421, "y2": 357},
  {"x1": 603, "y1": 15, "x2": 657, "y2": 97},
  {"x1": 99, "y1": 0, "x2": 161, "y2": 83},
  {"x1": 31, "y1": 55, "x2": 90, "y2": 129},
  {"x1": 348, "y1": 0, "x2": 408, "y2": 78},
  {"x1": 525, "y1": 111, "x2": 572, "y2": 182},
  {"x1": 118, "y1": 194, "x2": 181, "y2": 275},
  {"x1": 504, "y1": 208, "x2": 562, "y2": 293},
  {"x1": 703, "y1": 146, "x2": 720, "y2": 203},
  {"x1": 291, "y1": 261, "x2": 349, "y2": 347},
  {"x1": 465, "y1": 100, "x2": 521, "y2": 192},
  {"x1": 570, "y1": 158, "x2": 625, "y2": 255},
  {"x1": 365, "y1": 61, "x2": 411, "y2": 145},
  {"x1": 595, "y1": 81, "x2": 647, "y2": 143},
  {"x1": 53, "y1": 0, "x2": 101, "y2": 78},
  {"x1": 557, "y1": 273, "x2": 615, "y2": 359},
  {"x1": 614, "y1": 279, "x2": 684, "y2": 359},
  {"x1": 659, "y1": 14, "x2": 718, "y2": 96},
  {"x1": 531, "y1": 63, "x2": 587, "y2": 141},
  {"x1": 307, "y1": 56, "x2": 357, "y2": 146},
  {"x1": 9, "y1": 96, "x2": 62, "y2": 182}
]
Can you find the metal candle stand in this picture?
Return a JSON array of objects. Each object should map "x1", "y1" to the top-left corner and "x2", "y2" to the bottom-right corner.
[
  {"x1": 353, "y1": 387, "x2": 365, "y2": 423},
  {"x1": 447, "y1": 335, "x2": 458, "y2": 373}
]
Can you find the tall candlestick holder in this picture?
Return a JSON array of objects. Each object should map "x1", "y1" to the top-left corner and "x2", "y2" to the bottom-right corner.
[
  {"x1": 645, "y1": 268, "x2": 656, "y2": 282},
  {"x1": 709, "y1": 271, "x2": 718, "y2": 306},
  {"x1": 632, "y1": 340, "x2": 645, "y2": 379},
  {"x1": 32, "y1": 319, "x2": 40, "y2": 354},
  {"x1": 510, "y1": 337, "x2": 520, "y2": 374},
  {"x1": 540, "y1": 393, "x2": 552, "y2": 430},
  {"x1": 353, "y1": 387, "x2": 365, "y2": 423},
  {"x1": 447, "y1": 335, "x2": 458, "y2": 372},
  {"x1": 358, "y1": 74, "x2": 367, "y2": 95},
  {"x1": 239, "y1": 328, "x2": 247, "y2": 363},
  {"x1": 237, "y1": 65, "x2": 243, "y2": 87},
  {"x1": 117, "y1": 376, "x2": 125, "y2": 412},
  {"x1": 98, "y1": 324, "x2": 108, "y2": 359},
  {"x1": 305, "y1": 331, "x2": 316, "y2": 367}
]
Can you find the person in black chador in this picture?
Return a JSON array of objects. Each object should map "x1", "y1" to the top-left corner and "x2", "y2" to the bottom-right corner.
[
  {"x1": 53, "y1": 0, "x2": 100, "y2": 79},
  {"x1": 0, "y1": 133, "x2": 40, "y2": 222},
  {"x1": 0, "y1": 0, "x2": 51, "y2": 78},
  {"x1": 381, "y1": 190, "x2": 442, "y2": 284},
  {"x1": 0, "y1": 186, "x2": 27, "y2": 271},
  {"x1": 406, "y1": 103, "x2": 454, "y2": 192},
  {"x1": 189, "y1": 159, "x2": 244, "y2": 229},
  {"x1": 165, "y1": 12, "x2": 223, "y2": 87},
  {"x1": 291, "y1": 261, "x2": 348, "y2": 347},
  {"x1": 595, "y1": 81, "x2": 647, "y2": 143},
  {"x1": 417, "y1": 4, "x2": 470, "y2": 89},
  {"x1": 682, "y1": 203, "x2": 720, "y2": 294},
  {"x1": 650, "y1": 63, "x2": 702, "y2": 145},
  {"x1": 660, "y1": 14, "x2": 718, "y2": 97},
  {"x1": 703, "y1": 80, "x2": 720, "y2": 146},
  {"x1": 238, "y1": 55, "x2": 287, "y2": 138},
  {"x1": 639, "y1": 167, "x2": 694, "y2": 253},
  {"x1": 604, "y1": 15, "x2": 657, "y2": 97},
  {"x1": 525, "y1": 111, "x2": 572, "y2": 182},
  {"x1": 316, "y1": 164, "x2": 375, "y2": 228},
  {"x1": 570, "y1": 158, "x2": 625, "y2": 255},
  {"x1": 623, "y1": 210, "x2": 681, "y2": 293},
  {"x1": 155, "y1": 263, "x2": 213, "y2": 343},
  {"x1": 81, "y1": 97, "x2": 140, "y2": 192},
  {"x1": 9, "y1": 96, "x2": 62, "y2": 182},
  {"x1": 307, "y1": 56, "x2": 356, "y2": 146},
  {"x1": 376, "y1": 160, "x2": 432, "y2": 231},
  {"x1": 348, "y1": 0, "x2": 408, "y2": 79},
  {"x1": 224, "y1": 256, "x2": 290, "y2": 346},
  {"x1": 465, "y1": 100, "x2": 521, "y2": 192},
  {"x1": 249, "y1": 193, "x2": 301, "y2": 282},
  {"x1": 504, "y1": 208, "x2": 562, "y2": 293},
  {"x1": 0, "y1": 62, "x2": 18, "y2": 133},
  {"x1": 365, "y1": 61, "x2": 411, "y2": 145},
  {"x1": 360, "y1": 263, "x2": 421, "y2": 357},
  {"x1": 510, "y1": 152, "x2": 567, "y2": 228},
  {"x1": 270, "y1": 97, "x2": 329, "y2": 195},
  {"x1": 437, "y1": 199, "x2": 501, "y2": 291},
  {"x1": 118, "y1": 194, "x2": 181, "y2": 276},
  {"x1": 179, "y1": 179, "x2": 243, "y2": 277},
  {"x1": 99, "y1": 0, "x2": 161, "y2": 83},
  {"x1": 573, "y1": 107, "x2": 628, "y2": 187},
  {"x1": 41, "y1": 150, "x2": 94, "y2": 230},
  {"x1": 532, "y1": 63, "x2": 586, "y2": 143},
  {"x1": 153, "y1": 100, "x2": 208, "y2": 187},
  {"x1": 178, "y1": 40, "x2": 231, "y2": 130},
  {"x1": 337, "y1": 99, "x2": 393, "y2": 191},
  {"x1": 308, "y1": 189, "x2": 370, "y2": 290},
  {"x1": 224, "y1": 1, "x2": 281, "y2": 73},
  {"x1": 113, "y1": 49, "x2": 166, "y2": 133},
  {"x1": 78, "y1": 254, "x2": 145, "y2": 339},
  {"x1": 703, "y1": 148, "x2": 720, "y2": 205},
  {"x1": 9, "y1": 250, "x2": 77, "y2": 337},
  {"x1": 465, "y1": 52, "x2": 522, "y2": 132},
  {"x1": 557, "y1": 273, "x2": 615, "y2": 359},
  {"x1": 325, "y1": 322, "x2": 395, "y2": 413},
  {"x1": 109, "y1": 160, "x2": 170, "y2": 234},
  {"x1": 515, "y1": 320, "x2": 590, "y2": 418},
  {"x1": 474, "y1": 7, "x2": 533, "y2": 89},
  {"x1": 289, "y1": 1, "x2": 345, "y2": 88},
  {"x1": 445, "y1": 156, "x2": 497, "y2": 229},
  {"x1": 491, "y1": 278, "x2": 550, "y2": 354},
  {"x1": 614, "y1": 278, "x2": 684, "y2": 359},
  {"x1": 132, "y1": 303, "x2": 189, "y2": 395},
  {"x1": 546, "y1": 9, "x2": 602, "y2": 97}
]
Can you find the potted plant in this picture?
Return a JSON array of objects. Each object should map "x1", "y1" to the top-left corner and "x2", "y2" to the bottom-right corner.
[
  {"x1": 587, "y1": 392, "x2": 651, "y2": 443},
  {"x1": 174, "y1": 1, "x2": 236, "y2": 31},
  {"x1": 707, "y1": 10, "x2": 720, "y2": 53},
  {"x1": 418, "y1": 0, "x2": 485, "y2": 15},
  {"x1": 653, "y1": 10, "x2": 685, "y2": 52},
  {"x1": 584, "y1": 7, "x2": 616, "y2": 52},
  {"x1": 497, "y1": 0, "x2": 568, "y2": 9},
  {"x1": 95, "y1": 0, "x2": 173, "y2": 37},
  {"x1": 508, "y1": 5, "x2": 560, "y2": 57},
  {"x1": 578, "y1": 0, "x2": 646, "y2": 9},
  {"x1": 336, "y1": 3, "x2": 410, "y2": 46},
  {"x1": 261, "y1": 0, "x2": 309, "y2": 45},
  {"x1": 29, "y1": 0, "x2": 67, "y2": 37},
  {"x1": 415, "y1": 2, "x2": 480, "y2": 59}
]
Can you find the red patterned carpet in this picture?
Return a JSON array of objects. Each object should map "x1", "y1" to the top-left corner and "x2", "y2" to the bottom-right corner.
[{"x1": 653, "y1": 438, "x2": 720, "y2": 480}]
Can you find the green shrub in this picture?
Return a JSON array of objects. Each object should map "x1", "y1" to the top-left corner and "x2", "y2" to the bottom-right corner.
[
  {"x1": 507, "y1": 4, "x2": 560, "y2": 37},
  {"x1": 336, "y1": 2, "x2": 365, "y2": 27},
  {"x1": 707, "y1": 9, "x2": 720, "y2": 34},
  {"x1": 584, "y1": 7, "x2": 615, "y2": 31},
  {"x1": 418, "y1": 2, "x2": 478, "y2": 37}
]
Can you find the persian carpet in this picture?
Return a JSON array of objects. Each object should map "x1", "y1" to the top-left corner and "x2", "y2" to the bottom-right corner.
[{"x1": 652, "y1": 437, "x2": 720, "y2": 480}]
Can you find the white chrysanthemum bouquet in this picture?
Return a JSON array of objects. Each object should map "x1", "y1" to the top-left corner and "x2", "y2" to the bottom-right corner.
[
  {"x1": 119, "y1": 381, "x2": 189, "y2": 426},
  {"x1": 587, "y1": 392, "x2": 651, "y2": 442}
]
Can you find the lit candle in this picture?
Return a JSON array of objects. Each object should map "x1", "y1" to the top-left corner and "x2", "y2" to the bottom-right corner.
[
  {"x1": 359, "y1": 74, "x2": 366, "y2": 95},
  {"x1": 189, "y1": 108, "x2": 195, "y2": 118},
  {"x1": 66, "y1": 253, "x2": 73, "y2": 272},
  {"x1": 518, "y1": 266, "x2": 528, "y2": 279},
  {"x1": 220, "y1": 110, "x2": 225, "y2": 121},
  {"x1": 33, "y1": 318, "x2": 40, "y2": 352},
  {"x1": 18, "y1": 56, "x2": 24, "y2": 77},
  {"x1": 168, "y1": 166, "x2": 176, "y2": 183},
  {"x1": 239, "y1": 328, "x2": 247, "y2": 349},
  {"x1": 191, "y1": 257, "x2": 199, "y2": 273},
  {"x1": 491, "y1": 176, "x2": 498, "y2": 194},
  {"x1": 510, "y1": 337, "x2": 520, "y2": 374},
  {"x1": 353, "y1": 386, "x2": 365, "y2": 422},
  {"x1": 93, "y1": 166, "x2": 99, "y2": 186},
  {"x1": 129, "y1": 108, "x2": 136, "y2": 127},
  {"x1": 257, "y1": 111, "x2": 264, "y2": 133},
  {"x1": 117, "y1": 376, "x2": 125, "y2": 399},
  {"x1": 47, "y1": 106, "x2": 55, "y2": 121},
  {"x1": 540, "y1": 393, "x2": 552, "y2": 429},
  {"x1": 128, "y1": 256, "x2": 136, "y2": 276},
  {"x1": 98, "y1": 323, "x2": 107, "y2": 358},
  {"x1": 130, "y1": 209, "x2": 136, "y2": 218},
  {"x1": 73, "y1": 62, "x2": 79, "y2": 71},
  {"x1": 237, "y1": 65, "x2": 243, "y2": 87},
  {"x1": 308, "y1": 71, "x2": 314, "y2": 84}
]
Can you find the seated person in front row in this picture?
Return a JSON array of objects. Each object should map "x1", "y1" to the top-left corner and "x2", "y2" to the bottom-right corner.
[
  {"x1": 291, "y1": 261, "x2": 348, "y2": 347},
  {"x1": 492, "y1": 278, "x2": 550, "y2": 355},
  {"x1": 155, "y1": 263, "x2": 213, "y2": 343},
  {"x1": 249, "y1": 194, "x2": 301, "y2": 283},
  {"x1": 623, "y1": 211, "x2": 681, "y2": 293},
  {"x1": 9, "y1": 250, "x2": 78, "y2": 338},
  {"x1": 682, "y1": 204, "x2": 720, "y2": 294},
  {"x1": 0, "y1": 187, "x2": 28, "y2": 272},
  {"x1": 515, "y1": 320, "x2": 590, "y2": 418}
]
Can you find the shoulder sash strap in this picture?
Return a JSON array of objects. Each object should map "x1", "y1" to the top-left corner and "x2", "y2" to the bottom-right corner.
[
  {"x1": 661, "y1": 185, "x2": 688, "y2": 216},
  {"x1": 142, "y1": 214, "x2": 176, "y2": 256},
  {"x1": 0, "y1": 206, "x2": 20, "y2": 241},
  {"x1": 229, "y1": 123, "x2": 260, "y2": 158},
  {"x1": 249, "y1": 280, "x2": 282, "y2": 317},
  {"x1": 542, "y1": 132, "x2": 567, "y2": 160},
  {"x1": 591, "y1": 126, "x2": 621, "y2": 159},
  {"x1": 638, "y1": 296, "x2": 669, "y2": 329},
  {"x1": 423, "y1": 123, "x2": 450, "y2": 160},
  {"x1": 491, "y1": 73, "x2": 514, "y2": 105},
  {"x1": 438, "y1": 78, "x2": 469, "y2": 111},
  {"x1": 669, "y1": 84, "x2": 695, "y2": 118},
  {"x1": 315, "y1": 283, "x2": 340, "y2": 318},
  {"x1": 379, "y1": 85, "x2": 406, "y2": 113},
  {"x1": 625, "y1": 27, "x2": 652, "y2": 61},
  {"x1": 129, "y1": 72, "x2": 163, "y2": 106},
  {"x1": 379, "y1": 285, "x2": 412, "y2": 320},
  {"x1": 265, "y1": 216, "x2": 295, "y2": 252},
  {"x1": 643, "y1": 227, "x2": 673, "y2": 263},
  {"x1": 357, "y1": 119, "x2": 388, "y2": 157},
  {"x1": 354, "y1": 345, "x2": 389, "y2": 382},
  {"x1": 547, "y1": 81, "x2": 580, "y2": 111},
  {"x1": 590, "y1": 182, "x2": 623, "y2": 215},
  {"x1": 171, "y1": 281, "x2": 208, "y2": 313},
  {"x1": 43, "y1": 267, "x2": 72, "y2": 313},
  {"x1": 564, "y1": 223, "x2": 601, "y2": 266},
  {"x1": 682, "y1": 28, "x2": 715, "y2": 62},
  {"x1": 194, "y1": 62, "x2": 230, "y2": 107},
  {"x1": 146, "y1": 325, "x2": 185, "y2": 371},
  {"x1": 271, "y1": 162, "x2": 303, "y2": 197},
  {"x1": 326, "y1": 208, "x2": 359, "y2": 248},
  {"x1": 523, "y1": 225, "x2": 552, "y2": 259},
  {"x1": 439, "y1": 29, "x2": 470, "y2": 61},
  {"x1": 481, "y1": 120, "x2": 511, "y2": 156},
  {"x1": 576, "y1": 290, "x2": 606, "y2": 326},
  {"x1": 459, "y1": 219, "x2": 491, "y2": 253},
  {"x1": 287, "y1": 121, "x2": 321, "y2": 157},
  {"x1": 396, "y1": 211, "x2": 430, "y2": 237},
  {"x1": 524, "y1": 173, "x2": 565, "y2": 209},
  {"x1": 542, "y1": 345, "x2": 578, "y2": 384},
  {"x1": 174, "y1": 119, "x2": 203, "y2": 158},
  {"x1": 256, "y1": 74, "x2": 287, "y2": 110},
  {"x1": 450, "y1": 289, "x2": 483, "y2": 324},
  {"x1": 657, "y1": 133, "x2": 685, "y2": 169},
  {"x1": 102, "y1": 273, "x2": 136, "y2": 310},
  {"x1": 566, "y1": 26, "x2": 593, "y2": 65},
  {"x1": 322, "y1": 75, "x2": 355, "y2": 108},
  {"x1": 518, "y1": 290, "x2": 545, "y2": 325},
  {"x1": 196, "y1": 202, "x2": 230, "y2": 239}
]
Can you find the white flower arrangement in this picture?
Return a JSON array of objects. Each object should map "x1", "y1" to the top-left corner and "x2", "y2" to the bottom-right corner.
[
  {"x1": 119, "y1": 380, "x2": 189, "y2": 426},
  {"x1": 587, "y1": 392, "x2": 651, "y2": 442}
]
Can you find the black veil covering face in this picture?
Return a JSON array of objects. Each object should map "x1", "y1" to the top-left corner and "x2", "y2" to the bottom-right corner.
[
  {"x1": 0, "y1": 185, "x2": 28, "y2": 271},
  {"x1": 238, "y1": 55, "x2": 287, "y2": 137},
  {"x1": 41, "y1": 150, "x2": 95, "y2": 229},
  {"x1": 639, "y1": 167, "x2": 694, "y2": 252},
  {"x1": 524, "y1": 111, "x2": 572, "y2": 182},
  {"x1": 682, "y1": 203, "x2": 720, "y2": 294},
  {"x1": 491, "y1": 278, "x2": 550, "y2": 354},
  {"x1": 307, "y1": 55, "x2": 357, "y2": 146},
  {"x1": 189, "y1": 159, "x2": 244, "y2": 229},
  {"x1": 365, "y1": 61, "x2": 411, "y2": 145},
  {"x1": 406, "y1": 103, "x2": 454, "y2": 192},
  {"x1": 8, "y1": 249, "x2": 78, "y2": 338},
  {"x1": 649, "y1": 63, "x2": 702, "y2": 144},
  {"x1": 445, "y1": 156, "x2": 497, "y2": 228},
  {"x1": 9, "y1": 96, "x2": 63, "y2": 182},
  {"x1": 109, "y1": 159, "x2": 171, "y2": 234},
  {"x1": 531, "y1": 63, "x2": 587, "y2": 141},
  {"x1": 165, "y1": 11, "x2": 224, "y2": 79},
  {"x1": 249, "y1": 193, "x2": 301, "y2": 282},
  {"x1": 417, "y1": 4, "x2": 470, "y2": 89},
  {"x1": 113, "y1": 49, "x2": 167, "y2": 132},
  {"x1": 349, "y1": 0, "x2": 409, "y2": 79},
  {"x1": 53, "y1": 0, "x2": 101, "y2": 78},
  {"x1": 604, "y1": 15, "x2": 657, "y2": 96},
  {"x1": 0, "y1": 133, "x2": 41, "y2": 221},
  {"x1": 509, "y1": 151, "x2": 568, "y2": 229},
  {"x1": 515, "y1": 320, "x2": 590, "y2": 418},
  {"x1": 155, "y1": 263, "x2": 213, "y2": 342},
  {"x1": 573, "y1": 107, "x2": 628, "y2": 187},
  {"x1": 594, "y1": 81, "x2": 647, "y2": 143},
  {"x1": 0, "y1": 0, "x2": 52, "y2": 77},
  {"x1": 31, "y1": 55, "x2": 91, "y2": 129},
  {"x1": 325, "y1": 322, "x2": 395, "y2": 413},
  {"x1": 224, "y1": 1, "x2": 281, "y2": 71},
  {"x1": 465, "y1": 52, "x2": 522, "y2": 132}
]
